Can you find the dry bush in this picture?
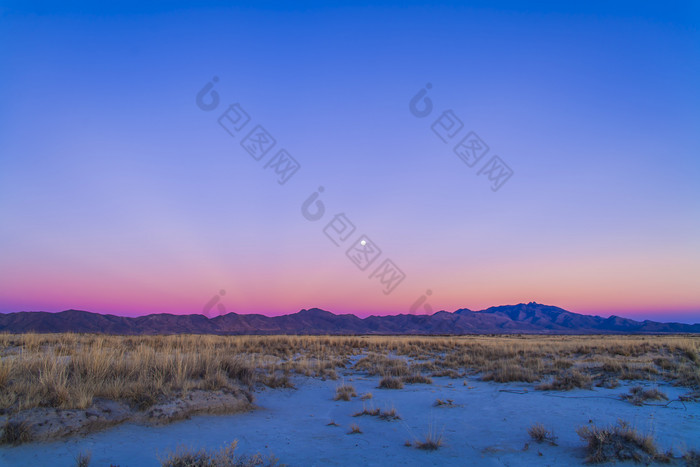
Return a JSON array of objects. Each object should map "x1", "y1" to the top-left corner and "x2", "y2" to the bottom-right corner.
[
  {"x1": 576, "y1": 420, "x2": 664, "y2": 464},
  {"x1": 334, "y1": 384, "x2": 357, "y2": 401},
  {"x1": 378, "y1": 376, "x2": 404, "y2": 389},
  {"x1": 527, "y1": 423, "x2": 557, "y2": 445}
]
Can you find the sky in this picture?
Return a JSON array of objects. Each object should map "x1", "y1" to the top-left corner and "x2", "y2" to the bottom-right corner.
[{"x1": 0, "y1": 1, "x2": 699, "y2": 323}]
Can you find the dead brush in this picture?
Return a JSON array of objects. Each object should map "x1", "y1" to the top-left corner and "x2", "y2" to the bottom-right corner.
[
  {"x1": 527, "y1": 423, "x2": 557, "y2": 445},
  {"x1": 576, "y1": 420, "x2": 665, "y2": 464}
]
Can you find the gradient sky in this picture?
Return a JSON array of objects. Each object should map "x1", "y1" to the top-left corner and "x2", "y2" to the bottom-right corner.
[{"x1": 1, "y1": 1, "x2": 699, "y2": 323}]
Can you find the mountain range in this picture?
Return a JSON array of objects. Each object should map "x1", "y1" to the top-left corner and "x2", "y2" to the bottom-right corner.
[{"x1": 0, "y1": 303, "x2": 698, "y2": 334}]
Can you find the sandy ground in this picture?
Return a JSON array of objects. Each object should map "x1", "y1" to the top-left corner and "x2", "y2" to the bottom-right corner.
[{"x1": 0, "y1": 372, "x2": 697, "y2": 466}]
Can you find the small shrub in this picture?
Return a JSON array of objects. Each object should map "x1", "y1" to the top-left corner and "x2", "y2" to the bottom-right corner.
[
  {"x1": 360, "y1": 392, "x2": 373, "y2": 400},
  {"x1": 527, "y1": 423, "x2": 557, "y2": 445},
  {"x1": 378, "y1": 376, "x2": 404, "y2": 389},
  {"x1": 334, "y1": 384, "x2": 357, "y2": 401}
]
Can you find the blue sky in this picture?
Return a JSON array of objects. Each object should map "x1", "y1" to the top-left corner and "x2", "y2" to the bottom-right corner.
[{"x1": 1, "y1": 1, "x2": 699, "y2": 322}]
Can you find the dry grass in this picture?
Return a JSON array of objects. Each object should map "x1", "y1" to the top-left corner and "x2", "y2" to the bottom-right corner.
[
  {"x1": 353, "y1": 405, "x2": 401, "y2": 421},
  {"x1": 402, "y1": 374, "x2": 433, "y2": 385},
  {"x1": 527, "y1": 423, "x2": 557, "y2": 445},
  {"x1": 333, "y1": 384, "x2": 357, "y2": 401},
  {"x1": 414, "y1": 428, "x2": 443, "y2": 451},
  {"x1": 576, "y1": 420, "x2": 668, "y2": 464},
  {"x1": 159, "y1": 440, "x2": 279, "y2": 467},
  {"x1": 621, "y1": 386, "x2": 668, "y2": 406},
  {"x1": 0, "y1": 420, "x2": 32, "y2": 445},
  {"x1": 536, "y1": 370, "x2": 592, "y2": 391},
  {"x1": 378, "y1": 376, "x2": 404, "y2": 389},
  {"x1": 0, "y1": 333, "x2": 697, "y2": 418},
  {"x1": 348, "y1": 423, "x2": 362, "y2": 434}
]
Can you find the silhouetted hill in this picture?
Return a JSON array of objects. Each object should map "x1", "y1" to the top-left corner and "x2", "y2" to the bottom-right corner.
[{"x1": 0, "y1": 303, "x2": 697, "y2": 335}]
